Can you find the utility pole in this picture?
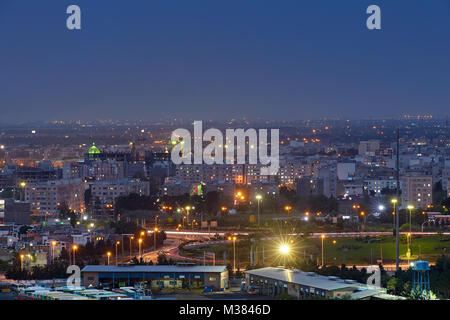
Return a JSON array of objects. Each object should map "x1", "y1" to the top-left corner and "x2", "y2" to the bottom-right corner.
[{"x1": 396, "y1": 127, "x2": 400, "y2": 271}]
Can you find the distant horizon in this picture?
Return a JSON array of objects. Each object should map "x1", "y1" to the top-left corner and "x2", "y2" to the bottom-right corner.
[{"x1": 0, "y1": 115, "x2": 447, "y2": 126}]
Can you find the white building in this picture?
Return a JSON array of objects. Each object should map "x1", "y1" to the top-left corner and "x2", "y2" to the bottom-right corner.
[
  {"x1": 24, "y1": 179, "x2": 85, "y2": 215},
  {"x1": 400, "y1": 175, "x2": 432, "y2": 209},
  {"x1": 89, "y1": 179, "x2": 150, "y2": 206}
]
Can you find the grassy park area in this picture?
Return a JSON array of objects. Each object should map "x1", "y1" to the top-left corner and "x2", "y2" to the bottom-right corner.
[{"x1": 181, "y1": 234, "x2": 450, "y2": 267}]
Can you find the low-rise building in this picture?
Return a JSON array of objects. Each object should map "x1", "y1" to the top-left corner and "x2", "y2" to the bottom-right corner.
[
  {"x1": 244, "y1": 267, "x2": 401, "y2": 300},
  {"x1": 81, "y1": 265, "x2": 228, "y2": 291},
  {"x1": 0, "y1": 199, "x2": 31, "y2": 225}
]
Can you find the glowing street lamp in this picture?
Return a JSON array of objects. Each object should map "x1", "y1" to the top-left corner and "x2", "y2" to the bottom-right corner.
[
  {"x1": 256, "y1": 195, "x2": 262, "y2": 226},
  {"x1": 51, "y1": 241, "x2": 57, "y2": 262},
  {"x1": 407, "y1": 205, "x2": 414, "y2": 233},
  {"x1": 138, "y1": 238, "x2": 143, "y2": 259},
  {"x1": 279, "y1": 244, "x2": 290, "y2": 254},
  {"x1": 72, "y1": 245, "x2": 78, "y2": 265},
  {"x1": 107, "y1": 252, "x2": 111, "y2": 265},
  {"x1": 185, "y1": 206, "x2": 191, "y2": 224},
  {"x1": 284, "y1": 205, "x2": 292, "y2": 216},
  {"x1": 20, "y1": 254, "x2": 24, "y2": 271},
  {"x1": 279, "y1": 244, "x2": 290, "y2": 267},
  {"x1": 129, "y1": 236, "x2": 134, "y2": 258},
  {"x1": 115, "y1": 241, "x2": 120, "y2": 265},
  {"x1": 153, "y1": 228, "x2": 159, "y2": 251},
  {"x1": 391, "y1": 199, "x2": 398, "y2": 229},
  {"x1": 228, "y1": 236, "x2": 237, "y2": 273}
]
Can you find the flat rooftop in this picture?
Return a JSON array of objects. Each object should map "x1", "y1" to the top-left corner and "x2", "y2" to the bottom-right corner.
[{"x1": 245, "y1": 267, "x2": 370, "y2": 291}]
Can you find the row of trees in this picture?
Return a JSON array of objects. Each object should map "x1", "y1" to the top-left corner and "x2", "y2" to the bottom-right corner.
[{"x1": 5, "y1": 251, "x2": 176, "y2": 280}]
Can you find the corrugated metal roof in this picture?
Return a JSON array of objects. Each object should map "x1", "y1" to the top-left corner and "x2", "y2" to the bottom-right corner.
[
  {"x1": 244, "y1": 267, "x2": 362, "y2": 291},
  {"x1": 347, "y1": 289, "x2": 381, "y2": 300},
  {"x1": 81, "y1": 265, "x2": 227, "y2": 273}
]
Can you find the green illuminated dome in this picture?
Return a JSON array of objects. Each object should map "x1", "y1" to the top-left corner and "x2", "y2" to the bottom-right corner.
[{"x1": 88, "y1": 143, "x2": 101, "y2": 156}]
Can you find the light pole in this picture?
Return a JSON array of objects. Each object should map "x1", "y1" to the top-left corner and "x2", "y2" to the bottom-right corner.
[
  {"x1": 20, "y1": 254, "x2": 24, "y2": 271},
  {"x1": 256, "y1": 195, "x2": 262, "y2": 226},
  {"x1": 129, "y1": 236, "x2": 134, "y2": 258},
  {"x1": 115, "y1": 241, "x2": 120, "y2": 265},
  {"x1": 228, "y1": 236, "x2": 237, "y2": 273},
  {"x1": 321, "y1": 234, "x2": 325, "y2": 267},
  {"x1": 352, "y1": 204, "x2": 360, "y2": 219},
  {"x1": 51, "y1": 241, "x2": 56, "y2": 263},
  {"x1": 185, "y1": 206, "x2": 191, "y2": 224},
  {"x1": 407, "y1": 205, "x2": 414, "y2": 234},
  {"x1": 107, "y1": 252, "x2": 111, "y2": 265},
  {"x1": 19, "y1": 181, "x2": 26, "y2": 201},
  {"x1": 284, "y1": 205, "x2": 292, "y2": 217},
  {"x1": 138, "y1": 238, "x2": 143, "y2": 260},
  {"x1": 279, "y1": 244, "x2": 290, "y2": 267},
  {"x1": 72, "y1": 245, "x2": 78, "y2": 265},
  {"x1": 360, "y1": 211, "x2": 365, "y2": 230},
  {"x1": 391, "y1": 199, "x2": 397, "y2": 230},
  {"x1": 153, "y1": 228, "x2": 158, "y2": 251}
]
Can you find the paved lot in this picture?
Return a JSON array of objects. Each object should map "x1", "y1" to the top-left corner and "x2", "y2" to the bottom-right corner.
[{"x1": 153, "y1": 290, "x2": 273, "y2": 300}]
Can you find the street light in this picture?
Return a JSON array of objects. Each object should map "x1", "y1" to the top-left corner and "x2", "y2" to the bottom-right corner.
[
  {"x1": 279, "y1": 244, "x2": 290, "y2": 267},
  {"x1": 153, "y1": 227, "x2": 158, "y2": 251},
  {"x1": 407, "y1": 205, "x2": 414, "y2": 234},
  {"x1": 321, "y1": 234, "x2": 325, "y2": 267},
  {"x1": 51, "y1": 241, "x2": 57, "y2": 262},
  {"x1": 360, "y1": 211, "x2": 365, "y2": 230},
  {"x1": 284, "y1": 205, "x2": 292, "y2": 216},
  {"x1": 138, "y1": 238, "x2": 143, "y2": 259},
  {"x1": 72, "y1": 245, "x2": 78, "y2": 265},
  {"x1": 129, "y1": 236, "x2": 134, "y2": 258},
  {"x1": 228, "y1": 236, "x2": 237, "y2": 273},
  {"x1": 20, "y1": 254, "x2": 24, "y2": 271},
  {"x1": 256, "y1": 195, "x2": 262, "y2": 226},
  {"x1": 107, "y1": 252, "x2": 111, "y2": 265},
  {"x1": 391, "y1": 199, "x2": 398, "y2": 229},
  {"x1": 115, "y1": 241, "x2": 120, "y2": 265}
]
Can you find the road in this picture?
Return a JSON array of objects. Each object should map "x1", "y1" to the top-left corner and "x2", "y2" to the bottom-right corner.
[{"x1": 140, "y1": 238, "x2": 183, "y2": 263}]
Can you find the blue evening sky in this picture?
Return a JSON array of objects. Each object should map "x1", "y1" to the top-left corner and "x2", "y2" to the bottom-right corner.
[{"x1": 0, "y1": 1, "x2": 449, "y2": 122}]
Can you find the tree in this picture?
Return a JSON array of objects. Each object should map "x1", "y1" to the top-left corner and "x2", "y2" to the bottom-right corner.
[{"x1": 387, "y1": 277, "x2": 403, "y2": 295}]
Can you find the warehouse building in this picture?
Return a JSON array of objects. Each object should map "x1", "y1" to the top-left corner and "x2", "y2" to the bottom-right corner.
[
  {"x1": 244, "y1": 267, "x2": 400, "y2": 300},
  {"x1": 81, "y1": 265, "x2": 228, "y2": 292}
]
